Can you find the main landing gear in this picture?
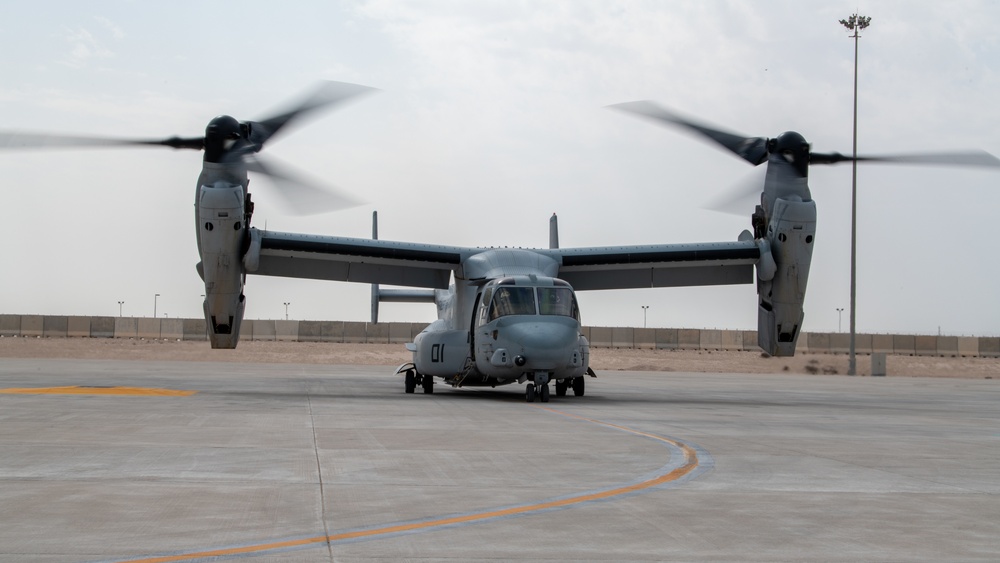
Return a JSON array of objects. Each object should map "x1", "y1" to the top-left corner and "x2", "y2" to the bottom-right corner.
[
  {"x1": 404, "y1": 369, "x2": 433, "y2": 395},
  {"x1": 551, "y1": 376, "x2": 586, "y2": 398}
]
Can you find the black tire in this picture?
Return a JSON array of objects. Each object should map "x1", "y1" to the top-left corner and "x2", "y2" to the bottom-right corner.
[
  {"x1": 525, "y1": 383, "x2": 535, "y2": 403},
  {"x1": 422, "y1": 374, "x2": 434, "y2": 394},
  {"x1": 540, "y1": 384, "x2": 550, "y2": 403},
  {"x1": 572, "y1": 376, "x2": 585, "y2": 397},
  {"x1": 405, "y1": 370, "x2": 416, "y2": 394},
  {"x1": 555, "y1": 380, "x2": 568, "y2": 397}
]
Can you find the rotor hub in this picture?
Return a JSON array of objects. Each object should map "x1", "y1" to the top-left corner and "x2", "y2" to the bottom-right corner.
[
  {"x1": 771, "y1": 131, "x2": 810, "y2": 177},
  {"x1": 204, "y1": 115, "x2": 243, "y2": 163}
]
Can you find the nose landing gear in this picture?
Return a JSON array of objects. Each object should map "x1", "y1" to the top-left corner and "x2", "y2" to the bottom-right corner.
[
  {"x1": 525, "y1": 372, "x2": 552, "y2": 403},
  {"x1": 525, "y1": 382, "x2": 551, "y2": 403}
]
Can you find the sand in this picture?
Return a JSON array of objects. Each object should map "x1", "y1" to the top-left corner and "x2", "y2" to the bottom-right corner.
[{"x1": 1, "y1": 336, "x2": 998, "y2": 378}]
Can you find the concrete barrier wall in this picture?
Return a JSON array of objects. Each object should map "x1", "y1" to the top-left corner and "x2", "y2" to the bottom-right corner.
[
  {"x1": 0, "y1": 314, "x2": 996, "y2": 357},
  {"x1": 654, "y1": 328, "x2": 677, "y2": 350},
  {"x1": 589, "y1": 327, "x2": 612, "y2": 347},
  {"x1": 136, "y1": 318, "x2": 160, "y2": 340},
  {"x1": 42, "y1": 316, "x2": 68, "y2": 338},
  {"x1": 634, "y1": 328, "x2": 655, "y2": 349},
  {"x1": 22, "y1": 315, "x2": 43, "y2": 337},
  {"x1": 979, "y1": 337, "x2": 1000, "y2": 357},
  {"x1": 91, "y1": 317, "x2": 115, "y2": 338},
  {"x1": 678, "y1": 329, "x2": 700, "y2": 350},
  {"x1": 612, "y1": 327, "x2": 633, "y2": 348},
  {"x1": 872, "y1": 334, "x2": 893, "y2": 354},
  {"x1": 344, "y1": 322, "x2": 367, "y2": 343},
  {"x1": 183, "y1": 319, "x2": 207, "y2": 341},
  {"x1": 700, "y1": 329, "x2": 722, "y2": 350},
  {"x1": 114, "y1": 317, "x2": 137, "y2": 339},
  {"x1": 720, "y1": 330, "x2": 742, "y2": 351},
  {"x1": 164, "y1": 319, "x2": 185, "y2": 340},
  {"x1": 0, "y1": 315, "x2": 20, "y2": 337},
  {"x1": 298, "y1": 321, "x2": 343, "y2": 343}
]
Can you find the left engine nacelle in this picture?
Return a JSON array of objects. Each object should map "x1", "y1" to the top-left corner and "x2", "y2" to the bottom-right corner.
[{"x1": 197, "y1": 180, "x2": 247, "y2": 349}]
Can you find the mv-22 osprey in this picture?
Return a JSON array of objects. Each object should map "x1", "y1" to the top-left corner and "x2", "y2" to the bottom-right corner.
[{"x1": 3, "y1": 82, "x2": 997, "y2": 402}]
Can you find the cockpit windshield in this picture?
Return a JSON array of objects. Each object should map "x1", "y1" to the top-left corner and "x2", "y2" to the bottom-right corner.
[
  {"x1": 537, "y1": 287, "x2": 578, "y2": 319},
  {"x1": 485, "y1": 284, "x2": 581, "y2": 322},
  {"x1": 490, "y1": 287, "x2": 536, "y2": 319}
]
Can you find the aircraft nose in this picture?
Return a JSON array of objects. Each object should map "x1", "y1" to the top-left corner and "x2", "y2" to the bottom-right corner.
[{"x1": 499, "y1": 318, "x2": 580, "y2": 368}]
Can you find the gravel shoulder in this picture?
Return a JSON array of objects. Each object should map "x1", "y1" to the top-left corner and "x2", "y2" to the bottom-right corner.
[{"x1": 2, "y1": 337, "x2": 998, "y2": 378}]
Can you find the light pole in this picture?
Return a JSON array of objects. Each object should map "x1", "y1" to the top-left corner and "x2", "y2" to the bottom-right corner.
[
  {"x1": 283, "y1": 302, "x2": 290, "y2": 321},
  {"x1": 836, "y1": 308, "x2": 844, "y2": 332},
  {"x1": 641, "y1": 305, "x2": 649, "y2": 328},
  {"x1": 118, "y1": 301, "x2": 124, "y2": 318},
  {"x1": 839, "y1": 13, "x2": 871, "y2": 376},
  {"x1": 154, "y1": 293, "x2": 160, "y2": 319}
]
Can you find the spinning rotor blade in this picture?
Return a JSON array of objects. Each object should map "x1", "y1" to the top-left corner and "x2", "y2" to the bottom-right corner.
[
  {"x1": 609, "y1": 101, "x2": 770, "y2": 166},
  {"x1": 245, "y1": 155, "x2": 365, "y2": 215},
  {"x1": 612, "y1": 101, "x2": 1000, "y2": 183},
  {"x1": 0, "y1": 131, "x2": 204, "y2": 151},
  {"x1": 0, "y1": 80, "x2": 375, "y2": 157},
  {"x1": 703, "y1": 169, "x2": 767, "y2": 216},
  {"x1": 811, "y1": 150, "x2": 1000, "y2": 168},
  {"x1": 244, "y1": 81, "x2": 377, "y2": 149}
]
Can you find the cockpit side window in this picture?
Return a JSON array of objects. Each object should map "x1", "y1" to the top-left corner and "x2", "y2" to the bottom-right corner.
[
  {"x1": 488, "y1": 286, "x2": 536, "y2": 321},
  {"x1": 475, "y1": 288, "x2": 493, "y2": 328},
  {"x1": 537, "y1": 287, "x2": 580, "y2": 320}
]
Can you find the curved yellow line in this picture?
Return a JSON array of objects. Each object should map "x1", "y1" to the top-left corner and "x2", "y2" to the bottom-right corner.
[
  {"x1": 113, "y1": 406, "x2": 699, "y2": 563},
  {"x1": 1, "y1": 386, "x2": 196, "y2": 396}
]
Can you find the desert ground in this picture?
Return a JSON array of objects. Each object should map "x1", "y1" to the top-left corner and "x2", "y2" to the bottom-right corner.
[{"x1": 1, "y1": 336, "x2": 997, "y2": 378}]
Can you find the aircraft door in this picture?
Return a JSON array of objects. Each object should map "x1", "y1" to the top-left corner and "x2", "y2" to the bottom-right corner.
[
  {"x1": 473, "y1": 287, "x2": 495, "y2": 362},
  {"x1": 469, "y1": 289, "x2": 487, "y2": 362}
]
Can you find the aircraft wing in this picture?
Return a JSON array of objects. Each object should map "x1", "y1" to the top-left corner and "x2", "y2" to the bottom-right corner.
[
  {"x1": 249, "y1": 229, "x2": 760, "y2": 291},
  {"x1": 549, "y1": 240, "x2": 760, "y2": 291},
  {"x1": 248, "y1": 229, "x2": 469, "y2": 289}
]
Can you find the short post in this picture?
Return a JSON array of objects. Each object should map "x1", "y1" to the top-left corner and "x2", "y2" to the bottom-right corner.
[{"x1": 871, "y1": 353, "x2": 886, "y2": 377}]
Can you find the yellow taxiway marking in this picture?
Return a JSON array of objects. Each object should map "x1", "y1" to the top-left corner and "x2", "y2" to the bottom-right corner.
[
  {"x1": 113, "y1": 405, "x2": 701, "y2": 563},
  {"x1": 0, "y1": 386, "x2": 196, "y2": 397}
]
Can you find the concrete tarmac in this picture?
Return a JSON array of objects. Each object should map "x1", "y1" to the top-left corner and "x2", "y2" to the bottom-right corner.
[{"x1": 0, "y1": 358, "x2": 997, "y2": 562}]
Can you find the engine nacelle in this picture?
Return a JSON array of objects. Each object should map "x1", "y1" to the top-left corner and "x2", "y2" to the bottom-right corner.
[
  {"x1": 197, "y1": 180, "x2": 247, "y2": 349},
  {"x1": 757, "y1": 197, "x2": 816, "y2": 356}
]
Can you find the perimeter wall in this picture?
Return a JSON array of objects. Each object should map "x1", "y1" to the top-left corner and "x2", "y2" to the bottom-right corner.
[{"x1": 1, "y1": 315, "x2": 996, "y2": 358}]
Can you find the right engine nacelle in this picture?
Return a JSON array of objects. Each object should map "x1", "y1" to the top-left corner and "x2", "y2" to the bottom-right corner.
[{"x1": 757, "y1": 197, "x2": 816, "y2": 357}]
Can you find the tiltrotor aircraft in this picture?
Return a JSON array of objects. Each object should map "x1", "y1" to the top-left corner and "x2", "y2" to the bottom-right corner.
[{"x1": 3, "y1": 82, "x2": 998, "y2": 402}]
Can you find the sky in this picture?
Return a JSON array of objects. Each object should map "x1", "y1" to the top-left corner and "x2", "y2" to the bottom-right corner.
[{"x1": 1, "y1": 1, "x2": 999, "y2": 336}]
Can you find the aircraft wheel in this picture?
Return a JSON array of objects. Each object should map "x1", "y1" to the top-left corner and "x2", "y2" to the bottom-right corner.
[
  {"x1": 572, "y1": 376, "x2": 585, "y2": 397},
  {"x1": 555, "y1": 380, "x2": 568, "y2": 397},
  {"x1": 540, "y1": 383, "x2": 550, "y2": 403},
  {"x1": 405, "y1": 370, "x2": 416, "y2": 394},
  {"x1": 422, "y1": 375, "x2": 434, "y2": 394},
  {"x1": 525, "y1": 383, "x2": 536, "y2": 403}
]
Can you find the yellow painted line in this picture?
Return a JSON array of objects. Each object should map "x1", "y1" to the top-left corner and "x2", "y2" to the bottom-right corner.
[
  {"x1": 113, "y1": 405, "x2": 700, "y2": 563},
  {"x1": 0, "y1": 386, "x2": 196, "y2": 396}
]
